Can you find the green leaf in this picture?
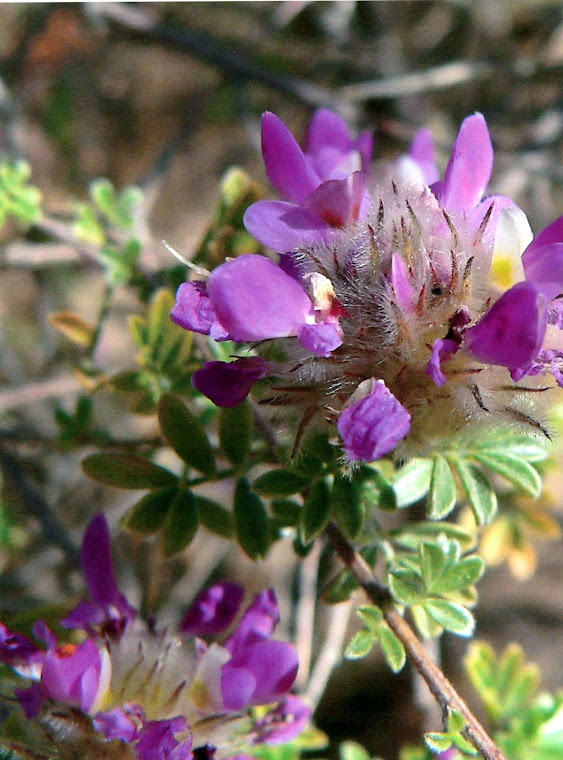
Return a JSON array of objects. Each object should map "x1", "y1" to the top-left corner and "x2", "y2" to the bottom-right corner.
[
  {"x1": 233, "y1": 478, "x2": 270, "y2": 559},
  {"x1": 446, "y1": 708, "x2": 466, "y2": 734},
  {"x1": 464, "y1": 641, "x2": 541, "y2": 723},
  {"x1": 253, "y1": 470, "x2": 309, "y2": 497},
  {"x1": 358, "y1": 466, "x2": 397, "y2": 512},
  {"x1": 345, "y1": 629, "x2": 376, "y2": 660},
  {"x1": 392, "y1": 458, "x2": 433, "y2": 507},
  {"x1": 194, "y1": 496, "x2": 234, "y2": 538},
  {"x1": 121, "y1": 487, "x2": 176, "y2": 534},
  {"x1": 429, "y1": 455, "x2": 458, "y2": 519},
  {"x1": 430, "y1": 556, "x2": 484, "y2": 595},
  {"x1": 472, "y1": 451, "x2": 542, "y2": 497},
  {"x1": 377, "y1": 625, "x2": 406, "y2": 672},
  {"x1": 424, "y1": 598, "x2": 475, "y2": 636},
  {"x1": 389, "y1": 569, "x2": 425, "y2": 605},
  {"x1": 300, "y1": 480, "x2": 330, "y2": 543},
  {"x1": 271, "y1": 499, "x2": 302, "y2": 527},
  {"x1": 331, "y1": 475, "x2": 365, "y2": 540},
  {"x1": 424, "y1": 734, "x2": 453, "y2": 753},
  {"x1": 82, "y1": 453, "x2": 178, "y2": 489},
  {"x1": 219, "y1": 402, "x2": 253, "y2": 466},
  {"x1": 451, "y1": 458, "x2": 497, "y2": 525},
  {"x1": 161, "y1": 489, "x2": 198, "y2": 557},
  {"x1": 339, "y1": 741, "x2": 371, "y2": 760},
  {"x1": 158, "y1": 394, "x2": 216, "y2": 477},
  {"x1": 411, "y1": 603, "x2": 444, "y2": 640},
  {"x1": 391, "y1": 521, "x2": 475, "y2": 552},
  {"x1": 323, "y1": 568, "x2": 360, "y2": 604},
  {"x1": 356, "y1": 605, "x2": 383, "y2": 629}
]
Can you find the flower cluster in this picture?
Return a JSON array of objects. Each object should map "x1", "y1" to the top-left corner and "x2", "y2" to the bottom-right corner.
[
  {"x1": 171, "y1": 109, "x2": 562, "y2": 462},
  {"x1": 0, "y1": 515, "x2": 309, "y2": 759}
]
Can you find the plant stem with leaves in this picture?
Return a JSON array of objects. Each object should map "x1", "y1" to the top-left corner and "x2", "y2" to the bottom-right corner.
[{"x1": 326, "y1": 522, "x2": 507, "y2": 760}]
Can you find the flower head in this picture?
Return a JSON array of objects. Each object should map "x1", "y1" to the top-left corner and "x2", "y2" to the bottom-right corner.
[
  {"x1": 0, "y1": 518, "x2": 308, "y2": 759},
  {"x1": 173, "y1": 110, "x2": 562, "y2": 462}
]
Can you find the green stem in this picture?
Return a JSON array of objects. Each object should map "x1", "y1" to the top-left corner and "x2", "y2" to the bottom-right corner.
[
  {"x1": 85, "y1": 282, "x2": 114, "y2": 362},
  {"x1": 326, "y1": 522, "x2": 507, "y2": 760}
]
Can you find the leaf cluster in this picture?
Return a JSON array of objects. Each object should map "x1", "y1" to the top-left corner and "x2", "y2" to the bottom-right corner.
[{"x1": 0, "y1": 161, "x2": 42, "y2": 227}]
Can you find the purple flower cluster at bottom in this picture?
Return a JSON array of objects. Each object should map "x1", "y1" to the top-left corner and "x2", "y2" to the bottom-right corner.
[{"x1": 0, "y1": 515, "x2": 310, "y2": 760}]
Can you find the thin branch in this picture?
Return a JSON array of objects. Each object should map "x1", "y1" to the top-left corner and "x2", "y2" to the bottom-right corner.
[
  {"x1": 93, "y1": 2, "x2": 349, "y2": 114},
  {"x1": 294, "y1": 540, "x2": 321, "y2": 689},
  {"x1": 326, "y1": 522, "x2": 507, "y2": 760},
  {"x1": 0, "y1": 446, "x2": 79, "y2": 565},
  {"x1": 305, "y1": 598, "x2": 353, "y2": 710},
  {"x1": 0, "y1": 372, "x2": 79, "y2": 414}
]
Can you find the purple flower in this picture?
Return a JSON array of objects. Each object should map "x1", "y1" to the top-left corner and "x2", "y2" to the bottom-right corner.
[
  {"x1": 337, "y1": 380, "x2": 411, "y2": 462},
  {"x1": 464, "y1": 281, "x2": 548, "y2": 373},
  {"x1": 60, "y1": 513, "x2": 136, "y2": 639},
  {"x1": 220, "y1": 590, "x2": 298, "y2": 711},
  {"x1": 192, "y1": 357, "x2": 270, "y2": 409},
  {"x1": 135, "y1": 716, "x2": 192, "y2": 760},
  {"x1": 180, "y1": 582, "x2": 244, "y2": 637},
  {"x1": 94, "y1": 702, "x2": 144, "y2": 742},
  {"x1": 173, "y1": 110, "x2": 562, "y2": 463},
  {"x1": 253, "y1": 695, "x2": 311, "y2": 745},
  {"x1": 0, "y1": 622, "x2": 43, "y2": 678},
  {"x1": 244, "y1": 110, "x2": 372, "y2": 253},
  {"x1": 15, "y1": 628, "x2": 111, "y2": 719}
]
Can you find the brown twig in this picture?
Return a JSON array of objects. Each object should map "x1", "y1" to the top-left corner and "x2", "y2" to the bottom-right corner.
[{"x1": 325, "y1": 522, "x2": 506, "y2": 760}]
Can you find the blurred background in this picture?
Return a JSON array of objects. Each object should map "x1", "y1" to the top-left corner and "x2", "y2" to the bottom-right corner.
[{"x1": 0, "y1": 3, "x2": 561, "y2": 758}]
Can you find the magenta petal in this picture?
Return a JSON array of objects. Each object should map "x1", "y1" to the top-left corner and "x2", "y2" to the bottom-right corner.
[
  {"x1": 408, "y1": 128, "x2": 439, "y2": 185},
  {"x1": 229, "y1": 639, "x2": 299, "y2": 706},
  {"x1": 226, "y1": 589, "x2": 279, "y2": 654},
  {"x1": 192, "y1": 358, "x2": 269, "y2": 408},
  {"x1": 40, "y1": 639, "x2": 101, "y2": 711},
  {"x1": 244, "y1": 200, "x2": 333, "y2": 253},
  {"x1": 220, "y1": 662, "x2": 257, "y2": 711},
  {"x1": 80, "y1": 514, "x2": 120, "y2": 608},
  {"x1": 390, "y1": 253, "x2": 415, "y2": 313},
  {"x1": 94, "y1": 705, "x2": 143, "y2": 742},
  {"x1": 180, "y1": 582, "x2": 244, "y2": 636},
  {"x1": 208, "y1": 254, "x2": 313, "y2": 341},
  {"x1": 464, "y1": 281, "x2": 548, "y2": 370},
  {"x1": 171, "y1": 282, "x2": 229, "y2": 340},
  {"x1": 522, "y1": 242, "x2": 563, "y2": 301},
  {"x1": 261, "y1": 112, "x2": 320, "y2": 203},
  {"x1": 0, "y1": 622, "x2": 42, "y2": 668},
  {"x1": 426, "y1": 339, "x2": 460, "y2": 387},
  {"x1": 15, "y1": 683, "x2": 45, "y2": 719},
  {"x1": 297, "y1": 322, "x2": 342, "y2": 357},
  {"x1": 437, "y1": 113, "x2": 493, "y2": 212},
  {"x1": 254, "y1": 695, "x2": 311, "y2": 745},
  {"x1": 337, "y1": 380, "x2": 411, "y2": 461},
  {"x1": 356, "y1": 131, "x2": 374, "y2": 174},
  {"x1": 522, "y1": 216, "x2": 563, "y2": 256},
  {"x1": 135, "y1": 717, "x2": 191, "y2": 760},
  {"x1": 305, "y1": 109, "x2": 354, "y2": 160}
]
